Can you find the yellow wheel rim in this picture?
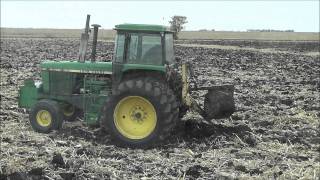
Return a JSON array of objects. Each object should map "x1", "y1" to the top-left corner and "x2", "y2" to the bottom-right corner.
[
  {"x1": 36, "y1": 110, "x2": 52, "y2": 127},
  {"x1": 63, "y1": 105, "x2": 75, "y2": 117},
  {"x1": 114, "y1": 96, "x2": 157, "y2": 139}
]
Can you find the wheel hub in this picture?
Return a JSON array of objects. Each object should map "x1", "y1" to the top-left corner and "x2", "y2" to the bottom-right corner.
[
  {"x1": 130, "y1": 106, "x2": 147, "y2": 123},
  {"x1": 135, "y1": 112, "x2": 142, "y2": 119},
  {"x1": 36, "y1": 110, "x2": 52, "y2": 127},
  {"x1": 63, "y1": 105, "x2": 75, "y2": 117},
  {"x1": 114, "y1": 96, "x2": 157, "y2": 139}
]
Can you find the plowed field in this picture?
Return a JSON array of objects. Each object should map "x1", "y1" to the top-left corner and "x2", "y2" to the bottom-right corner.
[{"x1": 1, "y1": 38, "x2": 319, "y2": 179}]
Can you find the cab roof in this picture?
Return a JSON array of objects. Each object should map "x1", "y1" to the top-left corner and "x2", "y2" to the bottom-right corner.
[{"x1": 114, "y1": 24, "x2": 173, "y2": 33}]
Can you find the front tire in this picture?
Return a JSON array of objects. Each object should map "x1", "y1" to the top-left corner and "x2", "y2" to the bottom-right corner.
[
  {"x1": 61, "y1": 104, "x2": 83, "y2": 121},
  {"x1": 29, "y1": 99, "x2": 63, "y2": 133},
  {"x1": 100, "y1": 77, "x2": 179, "y2": 148}
]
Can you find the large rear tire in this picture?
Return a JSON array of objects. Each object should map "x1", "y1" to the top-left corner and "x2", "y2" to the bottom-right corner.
[
  {"x1": 100, "y1": 77, "x2": 179, "y2": 148},
  {"x1": 167, "y1": 69, "x2": 188, "y2": 118}
]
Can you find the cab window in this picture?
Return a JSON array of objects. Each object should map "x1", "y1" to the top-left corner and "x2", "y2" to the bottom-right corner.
[
  {"x1": 165, "y1": 33, "x2": 174, "y2": 64},
  {"x1": 141, "y1": 35, "x2": 162, "y2": 65},
  {"x1": 127, "y1": 33, "x2": 163, "y2": 65},
  {"x1": 127, "y1": 35, "x2": 139, "y2": 63},
  {"x1": 114, "y1": 34, "x2": 125, "y2": 63}
]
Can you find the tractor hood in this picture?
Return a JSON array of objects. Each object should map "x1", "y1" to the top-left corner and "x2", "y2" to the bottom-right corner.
[
  {"x1": 40, "y1": 60, "x2": 113, "y2": 74},
  {"x1": 40, "y1": 60, "x2": 166, "y2": 74}
]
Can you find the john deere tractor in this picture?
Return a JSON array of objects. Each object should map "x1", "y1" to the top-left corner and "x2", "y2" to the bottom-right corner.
[{"x1": 18, "y1": 15, "x2": 235, "y2": 148}]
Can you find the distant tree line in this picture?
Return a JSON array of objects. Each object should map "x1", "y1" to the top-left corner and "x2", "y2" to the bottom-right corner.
[
  {"x1": 198, "y1": 29, "x2": 215, "y2": 32},
  {"x1": 247, "y1": 29, "x2": 294, "y2": 32}
]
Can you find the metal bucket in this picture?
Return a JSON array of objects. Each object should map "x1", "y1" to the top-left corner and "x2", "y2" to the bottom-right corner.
[{"x1": 203, "y1": 85, "x2": 235, "y2": 120}]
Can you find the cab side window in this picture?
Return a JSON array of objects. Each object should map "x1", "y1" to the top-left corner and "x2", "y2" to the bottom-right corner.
[
  {"x1": 127, "y1": 35, "x2": 139, "y2": 63},
  {"x1": 115, "y1": 34, "x2": 125, "y2": 63},
  {"x1": 165, "y1": 33, "x2": 174, "y2": 64},
  {"x1": 141, "y1": 35, "x2": 162, "y2": 65}
]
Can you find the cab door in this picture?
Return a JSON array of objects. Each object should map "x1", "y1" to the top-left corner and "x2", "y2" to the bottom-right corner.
[{"x1": 112, "y1": 33, "x2": 127, "y2": 85}]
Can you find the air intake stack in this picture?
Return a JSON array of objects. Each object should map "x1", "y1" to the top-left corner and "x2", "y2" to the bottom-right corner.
[
  {"x1": 91, "y1": 24, "x2": 101, "y2": 62},
  {"x1": 78, "y1": 14, "x2": 91, "y2": 62}
]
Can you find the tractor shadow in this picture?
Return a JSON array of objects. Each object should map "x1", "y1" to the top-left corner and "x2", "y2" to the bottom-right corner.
[
  {"x1": 165, "y1": 119, "x2": 256, "y2": 149},
  {"x1": 57, "y1": 121, "x2": 113, "y2": 145},
  {"x1": 56, "y1": 119, "x2": 255, "y2": 149}
]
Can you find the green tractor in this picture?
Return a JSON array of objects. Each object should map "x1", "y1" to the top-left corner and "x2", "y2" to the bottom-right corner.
[{"x1": 18, "y1": 15, "x2": 235, "y2": 148}]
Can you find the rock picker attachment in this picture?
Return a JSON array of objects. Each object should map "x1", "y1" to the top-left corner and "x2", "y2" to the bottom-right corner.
[{"x1": 181, "y1": 63, "x2": 235, "y2": 121}]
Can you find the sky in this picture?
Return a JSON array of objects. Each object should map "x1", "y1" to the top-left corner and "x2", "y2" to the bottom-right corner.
[{"x1": 1, "y1": 1, "x2": 319, "y2": 32}]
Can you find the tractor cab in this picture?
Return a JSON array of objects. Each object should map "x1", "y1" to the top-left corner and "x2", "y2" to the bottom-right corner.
[{"x1": 113, "y1": 24, "x2": 174, "y2": 66}]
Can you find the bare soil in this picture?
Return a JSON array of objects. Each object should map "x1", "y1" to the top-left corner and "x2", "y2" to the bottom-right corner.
[
  {"x1": 0, "y1": 38, "x2": 319, "y2": 179},
  {"x1": 177, "y1": 39, "x2": 320, "y2": 52}
]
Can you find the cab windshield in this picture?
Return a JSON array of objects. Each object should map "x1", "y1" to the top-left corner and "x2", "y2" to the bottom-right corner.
[
  {"x1": 127, "y1": 33, "x2": 162, "y2": 65},
  {"x1": 114, "y1": 32, "x2": 174, "y2": 65}
]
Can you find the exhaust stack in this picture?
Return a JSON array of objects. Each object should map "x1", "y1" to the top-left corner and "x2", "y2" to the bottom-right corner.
[
  {"x1": 78, "y1": 14, "x2": 91, "y2": 62},
  {"x1": 91, "y1": 24, "x2": 101, "y2": 62}
]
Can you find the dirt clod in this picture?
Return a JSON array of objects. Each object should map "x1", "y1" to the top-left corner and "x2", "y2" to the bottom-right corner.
[
  {"x1": 235, "y1": 165, "x2": 247, "y2": 172},
  {"x1": 28, "y1": 168, "x2": 43, "y2": 176},
  {"x1": 59, "y1": 172, "x2": 75, "y2": 180},
  {"x1": 7, "y1": 172, "x2": 28, "y2": 180},
  {"x1": 243, "y1": 134, "x2": 257, "y2": 147},
  {"x1": 249, "y1": 168, "x2": 263, "y2": 175},
  {"x1": 186, "y1": 165, "x2": 210, "y2": 178},
  {"x1": 51, "y1": 152, "x2": 65, "y2": 167}
]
